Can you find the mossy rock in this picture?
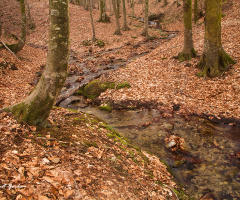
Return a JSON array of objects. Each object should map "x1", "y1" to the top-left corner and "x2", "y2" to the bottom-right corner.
[
  {"x1": 76, "y1": 80, "x2": 115, "y2": 100},
  {"x1": 116, "y1": 82, "x2": 131, "y2": 90}
]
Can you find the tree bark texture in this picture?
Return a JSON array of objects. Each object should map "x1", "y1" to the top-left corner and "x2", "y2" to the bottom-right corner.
[
  {"x1": 122, "y1": 0, "x2": 130, "y2": 30},
  {"x1": 90, "y1": 0, "x2": 96, "y2": 41},
  {"x1": 112, "y1": 0, "x2": 122, "y2": 35},
  {"x1": 141, "y1": 0, "x2": 148, "y2": 37},
  {"x1": 193, "y1": 0, "x2": 198, "y2": 24},
  {"x1": 197, "y1": 0, "x2": 235, "y2": 77},
  {"x1": 6, "y1": 0, "x2": 70, "y2": 126},
  {"x1": 9, "y1": 0, "x2": 27, "y2": 53},
  {"x1": 98, "y1": 0, "x2": 110, "y2": 22},
  {"x1": 178, "y1": 0, "x2": 196, "y2": 62}
]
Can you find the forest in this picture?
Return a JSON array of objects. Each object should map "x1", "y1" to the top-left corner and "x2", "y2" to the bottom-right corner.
[{"x1": 0, "y1": 0, "x2": 239, "y2": 199}]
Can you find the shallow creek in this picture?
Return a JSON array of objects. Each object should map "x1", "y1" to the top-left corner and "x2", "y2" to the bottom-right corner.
[{"x1": 72, "y1": 106, "x2": 240, "y2": 199}]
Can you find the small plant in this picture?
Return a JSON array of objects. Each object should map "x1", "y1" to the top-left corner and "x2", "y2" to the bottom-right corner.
[
  {"x1": 95, "y1": 40, "x2": 105, "y2": 47},
  {"x1": 82, "y1": 40, "x2": 92, "y2": 46}
]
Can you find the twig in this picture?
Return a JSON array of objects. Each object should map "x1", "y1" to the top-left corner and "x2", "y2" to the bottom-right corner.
[{"x1": 1, "y1": 41, "x2": 20, "y2": 61}]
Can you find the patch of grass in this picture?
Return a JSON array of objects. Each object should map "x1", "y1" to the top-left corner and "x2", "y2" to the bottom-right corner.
[{"x1": 99, "y1": 104, "x2": 112, "y2": 112}]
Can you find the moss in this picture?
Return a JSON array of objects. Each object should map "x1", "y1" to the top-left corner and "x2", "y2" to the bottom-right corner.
[
  {"x1": 82, "y1": 40, "x2": 92, "y2": 46},
  {"x1": 178, "y1": 49, "x2": 196, "y2": 62},
  {"x1": 77, "y1": 80, "x2": 115, "y2": 100},
  {"x1": 83, "y1": 140, "x2": 98, "y2": 148},
  {"x1": 99, "y1": 104, "x2": 112, "y2": 112},
  {"x1": 95, "y1": 40, "x2": 105, "y2": 48},
  {"x1": 106, "y1": 133, "x2": 114, "y2": 138},
  {"x1": 116, "y1": 82, "x2": 131, "y2": 90}
]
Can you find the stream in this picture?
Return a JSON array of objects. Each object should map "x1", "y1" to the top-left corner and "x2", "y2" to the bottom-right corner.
[
  {"x1": 56, "y1": 37, "x2": 240, "y2": 199},
  {"x1": 72, "y1": 106, "x2": 240, "y2": 199}
]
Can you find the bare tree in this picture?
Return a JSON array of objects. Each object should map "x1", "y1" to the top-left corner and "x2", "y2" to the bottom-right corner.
[
  {"x1": 178, "y1": 0, "x2": 196, "y2": 62},
  {"x1": 8, "y1": 0, "x2": 27, "y2": 53},
  {"x1": 122, "y1": 0, "x2": 130, "y2": 30},
  {"x1": 90, "y1": 0, "x2": 97, "y2": 41},
  {"x1": 112, "y1": 0, "x2": 122, "y2": 35},
  {"x1": 129, "y1": 0, "x2": 135, "y2": 25},
  {"x1": 98, "y1": 0, "x2": 110, "y2": 22},
  {"x1": 2, "y1": 0, "x2": 70, "y2": 126},
  {"x1": 197, "y1": 0, "x2": 235, "y2": 77},
  {"x1": 141, "y1": 0, "x2": 148, "y2": 37}
]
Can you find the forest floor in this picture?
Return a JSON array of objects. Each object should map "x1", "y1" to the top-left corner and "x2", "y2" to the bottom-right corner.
[{"x1": 0, "y1": 0, "x2": 240, "y2": 199}]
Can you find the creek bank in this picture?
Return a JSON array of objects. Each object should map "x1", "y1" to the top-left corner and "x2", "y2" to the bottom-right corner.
[{"x1": 70, "y1": 104, "x2": 240, "y2": 200}]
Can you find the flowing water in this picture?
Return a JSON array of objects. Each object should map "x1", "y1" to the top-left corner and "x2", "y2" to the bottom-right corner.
[{"x1": 70, "y1": 105, "x2": 240, "y2": 199}]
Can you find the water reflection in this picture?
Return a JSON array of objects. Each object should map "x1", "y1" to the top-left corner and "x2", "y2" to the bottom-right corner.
[{"x1": 78, "y1": 106, "x2": 240, "y2": 199}]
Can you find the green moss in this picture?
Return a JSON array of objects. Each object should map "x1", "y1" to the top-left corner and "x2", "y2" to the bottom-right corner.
[
  {"x1": 95, "y1": 40, "x2": 105, "y2": 47},
  {"x1": 178, "y1": 49, "x2": 196, "y2": 62},
  {"x1": 82, "y1": 40, "x2": 92, "y2": 46},
  {"x1": 83, "y1": 140, "x2": 98, "y2": 148},
  {"x1": 106, "y1": 133, "x2": 114, "y2": 138},
  {"x1": 76, "y1": 80, "x2": 115, "y2": 100},
  {"x1": 99, "y1": 104, "x2": 112, "y2": 112},
  {"x1": 116, "y1": 82, "x2": 131, "y2": 90}
]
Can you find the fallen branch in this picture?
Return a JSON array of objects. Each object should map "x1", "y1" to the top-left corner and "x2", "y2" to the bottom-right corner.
[{"x1": 1, "y1": 41, "x2": 20, "y2": 61}]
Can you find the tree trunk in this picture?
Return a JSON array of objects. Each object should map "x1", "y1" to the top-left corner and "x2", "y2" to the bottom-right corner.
[
  {"x1": 164, "y1": 0, "x2": 167, "y2": 6},
  {"x1": 116, "y1": 0, "x2": 120, "y2": 18},
  {"x1": 141, "y1": 0, "x2": 148, "y2": 37},
  {"x1": 122, "y1": 0, "x2": 130, "y2": 30},
  {"x1": 90, "y1": 0, "x2": 97, "y2": 41},
  {"x1": 112, "y1": 0, "x2": 122, "y2": 35},
  {"x1": 9, "y1": 0, "x2": 27, "y2": 53},
  {"x1": 178, "y1": 0, "x2": 196, "y2": 62},
  {"x1": 26, "y1": 0, "x2": 35, "y2": 29},
  {"x1": 5, "y1": 0, "x2": 70, "y2": 126},
  {"x1": 129, "y1": 0, "x2": 134, "y2": 25},
  {"x1": 197, "y1": 0, "x2": 235, "y2": 77},
  {"x1": 193, "y1": 0, "x2": 198, "y2": 24},
  {"x1": 98, "y1": 0, "x2": 110, "y2": 22}
]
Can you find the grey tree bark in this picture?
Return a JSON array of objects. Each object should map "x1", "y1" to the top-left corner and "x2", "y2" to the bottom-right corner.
[{"x1": 4, "y1": 0, "x2": 70, "y2": 126}]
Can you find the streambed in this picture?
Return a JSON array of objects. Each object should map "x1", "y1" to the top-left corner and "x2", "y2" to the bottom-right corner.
[
  {"x1": 70, "y1": 105, "x2": 240, "y2": 199},
  {"x1": 57, "y1": 36, "x2": 239, "y2": 199}
]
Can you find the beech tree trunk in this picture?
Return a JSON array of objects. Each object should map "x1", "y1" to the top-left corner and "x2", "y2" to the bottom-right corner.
[
  {"x1": 90, "y1": 0, "x2": 96, "y2": 41},
  {"x1": 129, "y1": 0, "x2": 134, "y2": 25},
  {"x1": 9, "y1": 0, "x2": 27, "y2": 53},
  {"x1": 122, "y1": 0, "x2": 130, "y2": 30},
  {"x1": 26, "y1": 0, "x2": 35, "y2": 29},
  {"x1": 193, "y1": 0, "x2": 198, "y2": 24},
  {"x1": 164, "y1": 0, "x2": 167, "y2": 6},
  {"x1": 178, "y1": 0, "x2": 196, "y2": 62},
  {"x1": 112, "y1": 0, "x2": 122, "y2": 35},
  {"x1": 98, "y1": 0, "x2": 110, "y2": 22},
  {"x1": 141, "y1": 0, "x2": 148, "y2": 37},
  {"x1": 197, "y1": 0, "x2": 235, "y2": 77},
  {"x1": 5, "y1": 0, "x2": 70, "y2": 126}
]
